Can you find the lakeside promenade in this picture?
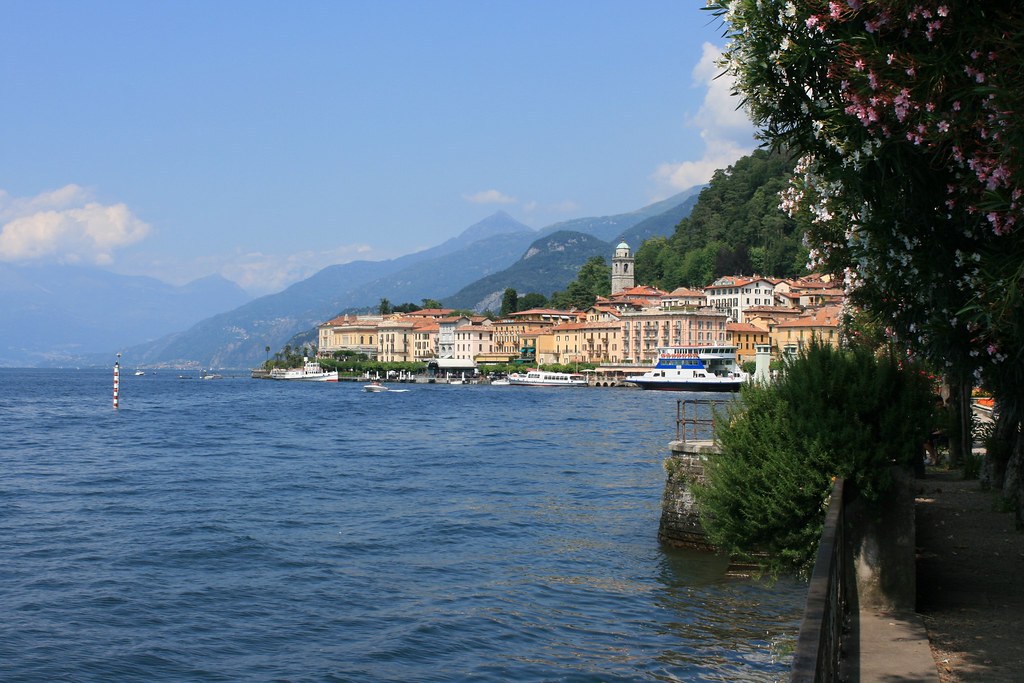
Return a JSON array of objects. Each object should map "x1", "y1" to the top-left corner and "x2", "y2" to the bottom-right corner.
[{"x1": 916, "y1": 468, "x2": 1024, "y2": 682}]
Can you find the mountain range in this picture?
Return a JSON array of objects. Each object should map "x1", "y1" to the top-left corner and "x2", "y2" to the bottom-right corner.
[{"x1": 5, "y1": 186, "x2": 701, "y2": 368}]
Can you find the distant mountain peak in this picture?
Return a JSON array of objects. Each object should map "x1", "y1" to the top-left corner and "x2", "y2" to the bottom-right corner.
[{"x1": 457, "y1": 211, "x2": 534, "y2": 243}]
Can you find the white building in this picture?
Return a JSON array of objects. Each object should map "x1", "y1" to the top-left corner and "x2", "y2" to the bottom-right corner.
[{"x1": 703, "y1": 276, "x2": 778, "y2": 323}]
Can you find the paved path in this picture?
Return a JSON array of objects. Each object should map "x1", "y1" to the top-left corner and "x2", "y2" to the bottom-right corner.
[{"x1": 916, "y1": 468, "x2": 1024, "y2": 682}]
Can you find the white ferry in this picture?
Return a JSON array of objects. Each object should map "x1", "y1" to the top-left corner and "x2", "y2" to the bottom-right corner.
[
  {"x1": 625, "y1": 345, "x2": 748, "y2": 392},
  {"x1": 507, "y1": 370, "x2": 589, "y2": 387},
  {"x1": 269, "y1": 358, "x2": 339, "y2": 382}
]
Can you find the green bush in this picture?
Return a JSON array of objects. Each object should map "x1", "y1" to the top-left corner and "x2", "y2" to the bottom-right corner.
[{"x1": 695, "y1": 341, "x2": 935, "y2": 576}]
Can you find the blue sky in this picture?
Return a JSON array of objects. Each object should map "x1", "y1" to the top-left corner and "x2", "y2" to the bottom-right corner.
[{"x1": 0, "y1": 1, "x2": 756, "y2": 295}]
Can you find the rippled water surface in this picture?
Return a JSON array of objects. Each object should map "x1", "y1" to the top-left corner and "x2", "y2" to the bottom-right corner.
[{"x1": 0, "y1": 369, "x2": 805, "y2": 681}]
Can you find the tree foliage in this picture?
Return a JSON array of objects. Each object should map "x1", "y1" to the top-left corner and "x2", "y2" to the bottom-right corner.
[
  {"x1": 635, "y1": 148, "x2": 808, "y2": 290},
  {"x1": 549, "y1": 256, "x2": 611, "y2": 309},
  {"x1": 500, "y1": 288, "x2": 518, "y2": 316},
  {"x1": 709, "y1": 0, "x2": 1024, "y2": 520},
  {"x1": 697, "y1": 342, "x2": 935, "y2": 576}
]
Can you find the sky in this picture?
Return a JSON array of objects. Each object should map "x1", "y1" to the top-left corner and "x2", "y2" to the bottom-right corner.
[{"x1": 0, "y1": 1, "x2": 757, "y2": 296}]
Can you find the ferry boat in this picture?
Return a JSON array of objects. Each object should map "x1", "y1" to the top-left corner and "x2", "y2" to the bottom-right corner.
[
  {"x1": 625, "y1": 345, "x2": 748, "y2": 392},
  {"x1": 269, "y1": 358, "x2": 339, "y2": 382},
  {"x1": 507, "y1": 370, "x2": 589, "y2": 387}
]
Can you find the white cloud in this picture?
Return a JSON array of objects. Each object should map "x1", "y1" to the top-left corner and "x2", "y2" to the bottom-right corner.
[
  {"x1": 652, "y1": 42, "x2": 758, "y2": 194},
  {"x1": 0, "y1": 185, "x2": 150, "y2": 265},
  {"x1": 462, "y1": 189, "x2": 517, "y2": 205}
]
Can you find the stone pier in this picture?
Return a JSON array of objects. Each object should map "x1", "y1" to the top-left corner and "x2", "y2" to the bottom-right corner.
[{"x1": 658, "y1": 439, "x2": 720, "y2": 550}]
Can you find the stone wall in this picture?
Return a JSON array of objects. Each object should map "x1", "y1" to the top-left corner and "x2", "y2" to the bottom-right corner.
[{"x1": 658, "y1": 441, "x2": 719, "y2": 550}]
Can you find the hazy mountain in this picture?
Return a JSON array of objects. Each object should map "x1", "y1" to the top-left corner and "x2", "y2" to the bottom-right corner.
[
  {"x1": 537, "y1": 187, "x2": 703, "y2": 242},
  {"x1": 439, "y1": 190, "x2": 703, "y2": 311},
  {"x1": 60, "y1": 187, "x2": 701, "y2": 369},
  {"x1": 0, "y1": 265, "x2": 250, "y2": 367},
  {"x1": 441, "y1": 231, "x2": 612, "y2": 311},
  {"x1": 619, "y1": 191, "x2": 701, "y2": 246},
  {"x1": 124, "y1": 214, "x2": 538, "y2": 368}
]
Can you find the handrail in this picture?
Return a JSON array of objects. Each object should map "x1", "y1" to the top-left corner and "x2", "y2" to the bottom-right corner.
[
  {"x1": 790, "y1": 478, "x2": 848, "y2": 682},
  {"x1": 674, "y1": 398, "x2": 726, "y2": 443}
]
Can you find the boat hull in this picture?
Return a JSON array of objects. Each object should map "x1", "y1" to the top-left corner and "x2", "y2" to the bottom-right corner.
[{"x1": 628, "y1": 377, "x2": 743, "y2": 392}]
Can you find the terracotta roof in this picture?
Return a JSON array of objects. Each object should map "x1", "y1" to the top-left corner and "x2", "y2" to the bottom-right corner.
[
  {"x1": 667, "y1": 287, "x2": 706, "y2": 297},
  {"x1": 775, "y1": 305, "x2": 843, "y2": 328},
  {"x1": 727, "y1": 322, "x2": 767, "y2": 333}
]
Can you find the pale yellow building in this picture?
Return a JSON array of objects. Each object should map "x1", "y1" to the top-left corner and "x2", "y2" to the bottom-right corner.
[
  {"x1": 491, "y1": 309, "x2": 582, "y2": 363},
  {"x1": 318, "y1": 315, "x2": 383, "y2": 358},
  {"x1": 727, "y1": 322, "x2": 772, "y2": 367},
  {"x1": 537, "y1": 320, "x2": 623, "y2": 365},
  {"x1": 377, "y1": 318, "x2": 416, "y2": 363},
  {"x1": 773, "y1": 305, "x2": 843, "y2": 356}
]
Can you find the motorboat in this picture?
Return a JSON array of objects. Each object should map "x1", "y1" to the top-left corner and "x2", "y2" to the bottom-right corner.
[
  {"x1": 507, "y1": 370, "x2": 589, "y2": 387},
  {"x1": 364, "y1": 381, "x2": 389, "y2": 392},
  {"x1": 625, "y1": 345, "x2": 748, "y2": 392}
]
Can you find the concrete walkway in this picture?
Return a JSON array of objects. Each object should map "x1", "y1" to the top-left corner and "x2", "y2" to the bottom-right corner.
[{"x1": 841, "y1": 608, "x2": 940, "y2": 682}]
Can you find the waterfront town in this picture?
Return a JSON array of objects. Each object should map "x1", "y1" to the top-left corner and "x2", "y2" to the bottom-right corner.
[{"x1": 310, "y1": 242, "x2": 844, "y2": 379}]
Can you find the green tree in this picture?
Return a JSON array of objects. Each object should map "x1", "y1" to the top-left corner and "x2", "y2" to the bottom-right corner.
[
  {"x1": 710, "y1": 0, "x2": 1024, "y2": 520},
  {"x1": 378, "y1": 298, "x2": 392, "y2": 315},
  {"x1": 518, "y1": 292, "x2": 548, "y2": 311},
  {"x1": 500, "y1": 288, "x2": 518, "y2": 316},
  {"x1": 550, "y1": 256, "x2": 611, "y2": 309},
  {"x1": 697, "y1": 343, "x2": 934, "y2": 576},
  {"x1": 421, "y1": 298, "x2": 443, "y2": 309}
]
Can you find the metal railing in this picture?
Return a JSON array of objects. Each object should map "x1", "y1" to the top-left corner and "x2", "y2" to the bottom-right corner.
[
  {"x1": 790, "y1": 478, "x2": 848, "y2": 682},
  {"x1": 674, "y1": 398, "x2": 728, "y2": 443}
]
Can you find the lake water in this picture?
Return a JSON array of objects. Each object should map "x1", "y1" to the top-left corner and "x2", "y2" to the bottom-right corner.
[{"x1": 0, "y1": 368, "x2": 805, "y2": 682}]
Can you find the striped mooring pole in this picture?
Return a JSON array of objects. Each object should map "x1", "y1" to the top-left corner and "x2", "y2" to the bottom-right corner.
[{"x1": 113, "y1": 352, "x2": 121, "y2": 409}]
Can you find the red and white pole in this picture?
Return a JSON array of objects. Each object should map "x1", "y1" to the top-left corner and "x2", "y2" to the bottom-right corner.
[{"x1": 113, "y1": 352, "x2": 121, "y2": 409}]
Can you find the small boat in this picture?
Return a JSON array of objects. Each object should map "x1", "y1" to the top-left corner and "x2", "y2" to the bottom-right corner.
[
  {"x1": 625, "y1": 345, "x2": 748, "y2": 392},
  {"x1": 490, "y1": 378, "x2": 510, "y2": 386},
  {"x1": 364, "y1": 381, "x2": 389, "y2": 392},
  {"x1": 201, "y1": 370, "x2": 224, "y2": 380},
  {"x1": 269, "y1": 358, "x2": 338, "y2": 382},
  {"x1": 134, "y1": 370, "x2": 145, "y2": 376},
  {"x1": 507, "y1": 370, "x2": 589, "y2": 387}
]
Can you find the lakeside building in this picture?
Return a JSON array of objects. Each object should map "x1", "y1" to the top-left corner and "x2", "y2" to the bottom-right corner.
[
  {"x1": 606, "y1": 285, "x2": 669, "y2": 311},
  {"x1": 452, "y1": 317, "x2": 494, "y2": 364},
  {"x1": 318, "y1": 314, "x2": 383, "y2": 359},
  {"x1": 661, "y1": 287, "x2": 707, "y2": 309},
  {"x1": 412, "y1": 319, "x2": 438, "y2": 363},
  {"x1": 377, "y1": 317, "x2": 416, "y2": 363},
  {"x1": 773, "y1": 305, "x2": 843, "y2": 356},
  {"x1": 491, "y1": 309, "x2": 584, "y2": 363},
  {"x1": 619, "y1": 307, "x2": 730, "y2": 365},
  {"x1": 727, "y1": 321, "x2": 772, "y2": 367},
  {"x1": 538, "y1": 319, "x2": 623, "y2": 365},
  {"x1": 704, "y1": 276, "x2": 780, "y2": 323}
]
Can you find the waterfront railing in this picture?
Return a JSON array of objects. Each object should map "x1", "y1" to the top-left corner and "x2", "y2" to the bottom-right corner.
[
  {"x1": 674, "y1": 398, "x2": 728, "y2": 443},
  {"x1": 790, "y1": 477, "x2": 848, "y2": 682}
]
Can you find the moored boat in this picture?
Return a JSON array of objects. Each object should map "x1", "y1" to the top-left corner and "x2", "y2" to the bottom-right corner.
[
  {"x1": 507, "y1": 370, "x2": 589, "y2": 387},
  {"x1": 625, "y1": 345, "x2": 748, "y2": 392},
  {"x1": 270, "y1": 358, "x2": 338, "y2": 382}
]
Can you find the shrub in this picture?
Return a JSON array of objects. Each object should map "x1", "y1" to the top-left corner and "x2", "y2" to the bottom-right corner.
[{"x1": 695, "y1": 341, "x2": 935, "y2": 576}]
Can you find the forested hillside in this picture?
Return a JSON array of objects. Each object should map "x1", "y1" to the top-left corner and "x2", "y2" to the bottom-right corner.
[{"x1": 634, "y1": 148, "x2": 806, "y2": 290}]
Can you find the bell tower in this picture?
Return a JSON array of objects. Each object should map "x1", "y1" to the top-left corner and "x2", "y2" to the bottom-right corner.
[{"x1": 611, "y1": 241, "x2": 634, "y2": 295}]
